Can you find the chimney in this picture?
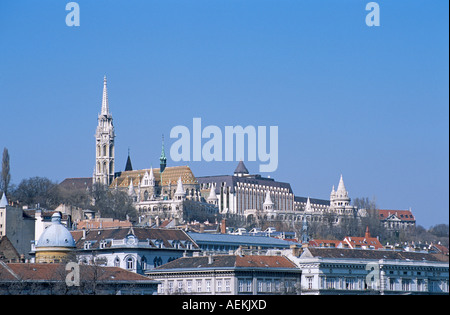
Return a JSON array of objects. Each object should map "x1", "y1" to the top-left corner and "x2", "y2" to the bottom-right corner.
[
  {"x1": 290, "y1": 244, "x2": 302, "y2": 257},
  {"x1": 208, "y1": 255, "x2": 214, "y2": 264},
  {"x1": 200, "y1": 224, "x2": 205, "y2": 233},
  {"x1": 220, "y1": 219, "x2": 227, "y2": 234},
  {"x1": 365, "y1": 226, "x2": 371, "y2": 239}
]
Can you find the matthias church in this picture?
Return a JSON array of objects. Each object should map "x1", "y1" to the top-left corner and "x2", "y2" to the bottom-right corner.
[{"x1": 91, "y1": 77, "x2": 413, "y2": 231}]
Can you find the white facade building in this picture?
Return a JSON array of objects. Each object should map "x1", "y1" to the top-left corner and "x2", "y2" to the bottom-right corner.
[{"x1": 281, "y1": 246, "x2": 449, "y2": 295}]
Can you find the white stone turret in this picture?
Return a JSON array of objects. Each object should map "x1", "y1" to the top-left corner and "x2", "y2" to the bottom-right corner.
[
  {"x1": 174, "y1": 176, "x2": 186, "y2": 201},
  {"x1": 305, "y1": 197, "x2": 313, "y2": 212},
  {"x1": 128, "y1": 178, "x2": 135, "y2": 196},
  {"x1": 336, "y1": 174, "x2": 348, "y2": 199},
  {"x1": 330, "y1": 174, "x2": 353, "y2": 214},
  {"x1": 0, "y1": 192, "x2": 8, "y2": 207},
  {"x1": 149, "y1": 167, "x2": 155, "y2": 186},
  {"x1": 207, "y1": 184, "x2": 218, "y2": 206},
  {"x1": 263, "y1": 190, "x2": 274, "y2": 211}
]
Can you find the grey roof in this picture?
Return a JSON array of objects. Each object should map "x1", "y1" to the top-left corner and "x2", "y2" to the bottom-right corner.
[
  {"x1": 294, "y1": 196, "x2": 330, "y2": 206},
  {"x1": 71, "y1": 227, "x2": 199, "y2": 250},
  {"x1": 188, "y1": 232, "x2": 295, "y2": 248},
  {"x1": 234, "y1": 160, "x2": 249, "y2": 175},
  {"x1": 197, "y1": 175, "x2": 293, "y2": 194},
  {"x1": 301, "y1": 247, "x2": 449, "y2": 263},
  {"x1": 152, "y1": 254, "x2": 298, "y2": 271},
  {"x1": 58, "y1": 177, "x2": 93, "y2": 190}
]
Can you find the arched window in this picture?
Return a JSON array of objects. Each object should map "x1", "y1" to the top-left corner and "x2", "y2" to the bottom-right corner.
[
  {"x1": 126, "y1": 256, "x2": 135, "y2": 270},
  {"x1": 141, "y1": 256, "x2": 147, "y2": 270}
]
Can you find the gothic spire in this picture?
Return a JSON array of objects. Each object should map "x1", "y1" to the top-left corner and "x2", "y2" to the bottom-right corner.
[
  {"x1": 160, "y1": 134, "x2": 167, "y2": 173},
  {"x1": 305, "y1": 197, "x2": 312, "y2": 212},
  {"x1": 174, "y1": 176, "x2": 185, "y2": 197},
  {"x1": 124, "y1": 148, "x2": 133, "y2": 171},
  {"x1": 263, "y1": 190, "x2": 274, "y2": 206},
  {"x1": 208, "y1": 183, "x2": 218, "y2": 201},
  {"x1": 337, "y1": 174, "x2": 346, "y2": 193},
  {"x1": 101, "y1": 75, "x2": 109, "y2": 116}
]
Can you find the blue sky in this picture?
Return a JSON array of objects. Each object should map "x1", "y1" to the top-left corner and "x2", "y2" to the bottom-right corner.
[{"x1": 0, "y1": 0, "x2": 448, "y2": 228}]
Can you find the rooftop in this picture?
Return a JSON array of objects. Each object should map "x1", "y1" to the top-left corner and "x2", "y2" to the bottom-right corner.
[
  {"x1": 0, "y1": 263, "x2": 159, "y2": 283},
  {"x1": 300, "y1": 247, "x2": 449, "y2": 263},
  {"x1": 188, "y1": 232, "x2": 295, "y2": 248},
  {"x1": 153, "y1": 254, "x2": 298, "y2": 271}
]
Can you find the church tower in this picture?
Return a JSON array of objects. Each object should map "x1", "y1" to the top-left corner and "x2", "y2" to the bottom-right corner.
[
  {"x1": 93, "y1": 76, "x2": 115, "y2": 186},
  {"x1": 160, "y1": 135, "x2": 167, "y2": 173}
]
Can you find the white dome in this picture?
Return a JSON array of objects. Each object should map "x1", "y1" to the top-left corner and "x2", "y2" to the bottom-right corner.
[{"x1": 36, "y1": 212, "x2": 76, "y2": 248}]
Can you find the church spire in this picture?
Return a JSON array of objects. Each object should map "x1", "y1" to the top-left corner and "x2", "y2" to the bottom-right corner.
[
  {"x1": 160, "y1": 134, "x2": 167, "y2": 173},
  {"x1": 94, "y1": 75, "x2": 115, "y2": 186},
  {"x1": 124, "y1": 148, "x2": 133, "y2": 171},
  {"x1": 101, "y1": 75, "x2": 109, "y2": 116}
]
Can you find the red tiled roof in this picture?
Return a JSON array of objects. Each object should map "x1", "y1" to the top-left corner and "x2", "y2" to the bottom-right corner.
[
  {"x1": 154, "y1": 255, "x2": 297, "y2": 270},
  {"x1": 378, "y1": 209, "x2": 415, "y2": 221},
  {"x1": 343, "y1": 236, "x2": 383, "y2": 249},
  {"x1": 0, "y1": 263, "x2": 156, "y2": 282},
  {"x1": 309, "y1": 239, "x2": 342, "y2": 248},
  {"x1": 235, "y1": 255, "x2": 296, "y2": 268}
]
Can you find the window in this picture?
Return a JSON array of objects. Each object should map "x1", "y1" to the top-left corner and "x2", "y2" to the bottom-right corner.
[
  {"x1": 245, "y1": 280, "x2": 252, "y2": 292},
  {"x1": 126, "y1": 257, "x2": 134, "y2": 270},
  {"x1": 239, "y1": 280, "x2": 252, "y2": 293},
  {"x1": 206, "y1": 280, "x2": 211, "y2": 292},
  {"x1": 187, "y1": 280, "x2": 192, "y2": 293},
  {"x1": 389, "y1": 278, "x2": 395, "y2": 291},
  {"x1": 274, "y1": 280, "x2": 281, "y2": 292},
  {"x1": 307, "y1": 276, "x2": 314, "y2": 290},
  {"x1": 141, "y1": 256, "x2": 147, "y2": 270},
  {"x1": 417, "y1": 279, "x2": 424, "y2": 292},
  {"x1": 326, "y1": 278, "x2": 336, "y2": 289},
  {"x1": 217, "y1": 279, "x2": 222, "y2": 292},
  {"x1": 257, "y1": 280, "x2": 264, "y2": 292},
  {"x1": 401, "y1": 279, "x2": 411, "y2": 291},
  {"x1": 266, "y1": 280, "x2": 272, "y2": 293},
  {"x1": 168, "y1": 281, "x2": 174, "y2": 294},
  {"x1": 345, "y1": 278, "x2": 354, "y2": 290},
  {"x1": 158, "y1": 281, "x2": 165, "y2": 294},
  {"x1": 225, "y1": 279, "x2": 231, "y2": 292},
  {"x1": 114, "y1": 257, "x2": 120, "y2": 267},
  {"x1": 196, "y1": 280, "x2": 202, "y2": 292},
  {"x1": 177, "y1": 281, "x2": 183, "y2": 293}
]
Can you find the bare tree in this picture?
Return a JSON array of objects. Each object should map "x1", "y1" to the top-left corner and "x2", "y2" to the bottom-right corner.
[
  {"x1": 90, "y1": 183, "x2": 138, "y2": 222},
  {"x1": 1, "y1": 148, "x2": 11, "y2": 196},
  {"x1": 10, "y1": 176, "x2": 59, "y2": 208}
]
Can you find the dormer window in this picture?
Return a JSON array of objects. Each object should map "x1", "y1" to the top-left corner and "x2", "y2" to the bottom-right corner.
[{"x1": 99, "y1": 240, "x2": 107, "y2": 249}]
